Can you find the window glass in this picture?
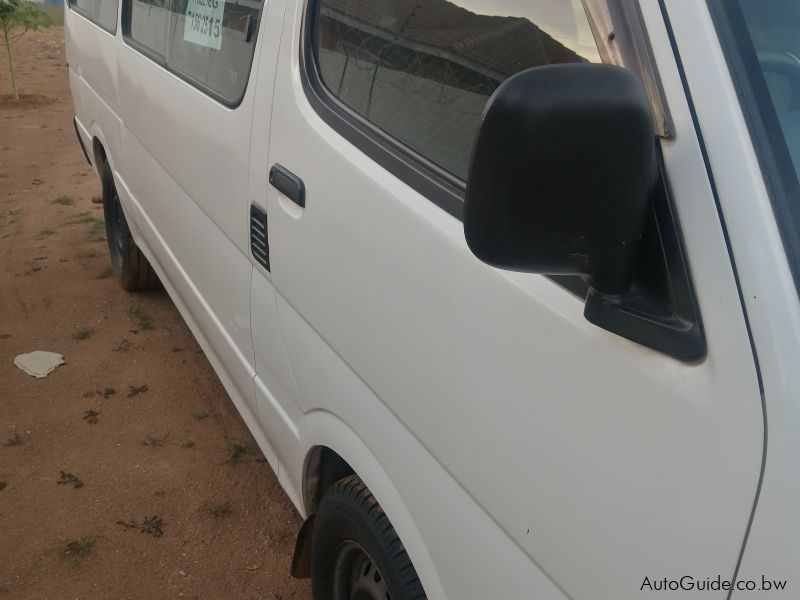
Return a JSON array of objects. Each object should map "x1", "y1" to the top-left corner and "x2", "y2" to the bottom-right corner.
[
  {"x1": 94, "y1": 0, "x2": 120, "y2": 32},
  {"x1": 166, "y1": 0, "x2": 262, "y2": 103},
  {"x1": 313, "y1": 0, "x2": 601, "y2": 180},
  {"x1": 70, "y1": 0, "x2": 95, "y2": 15},
  {"x1": 737, "y1": 0, "x2": 800, "y2": 174},
  {"x1": 716, "y1": 0, "x2": 800, "y2": 291},
  {"x1": 129, "y1": 0, "x2": 171, "y2": 56},
  {"x1": 69, "y1": 0, "x2": 118, "y2": 33}
]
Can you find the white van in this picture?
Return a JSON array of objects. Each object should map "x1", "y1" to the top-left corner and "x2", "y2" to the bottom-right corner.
[{"x1": 65, "y1": 0, "x2": 798, "y2": 598}]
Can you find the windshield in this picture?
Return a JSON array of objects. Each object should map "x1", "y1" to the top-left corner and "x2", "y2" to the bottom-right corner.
[
  {"x1": 711, "y1": 0, "x2": 800, "y2": 290},
  {"x1": 739, "y1": 1, "x2": 800, "y2": 174}
]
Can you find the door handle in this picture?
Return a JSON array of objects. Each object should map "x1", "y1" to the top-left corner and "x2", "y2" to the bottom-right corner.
[{"x1": 269, "y1": 164, "x2": 305, "y2": 208}]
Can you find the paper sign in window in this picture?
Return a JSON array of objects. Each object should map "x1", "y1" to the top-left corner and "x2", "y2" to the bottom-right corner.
[{"x1": 184, "y1": 0, "x2": 225, "y2": 50}]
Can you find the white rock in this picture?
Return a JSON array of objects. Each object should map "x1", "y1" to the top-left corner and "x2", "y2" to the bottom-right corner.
[{"x1": 14, "y1": 351, "x2": 65, "y2": 378}]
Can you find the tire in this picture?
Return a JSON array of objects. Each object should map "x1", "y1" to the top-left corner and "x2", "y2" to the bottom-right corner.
[
  {"x1": 311, "y1": 475, "x2": 427, "y2": 600},
  {"x1": 101, "y1": 161, "x2": 159, "y2": 291}
]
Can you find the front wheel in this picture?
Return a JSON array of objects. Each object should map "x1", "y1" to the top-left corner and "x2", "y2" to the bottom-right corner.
[
  {"x1": 101, "y1": 161, "x2": 159, "y2": 291},
  {"x1": 312, "y1": 475, "x2": 427, "y2": 600}
]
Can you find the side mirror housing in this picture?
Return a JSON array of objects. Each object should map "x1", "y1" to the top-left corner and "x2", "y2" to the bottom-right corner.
[{"x1": 464, "y1": 64, "x2": 656, "y2": 296}]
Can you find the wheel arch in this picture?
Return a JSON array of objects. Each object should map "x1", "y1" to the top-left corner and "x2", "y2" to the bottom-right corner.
[
  {"x1": 89, "y1": 123, "x2": 113, "y2": 178},
  {"x1": 302, "y1": 445, "x2": 355, "y2": 516},
  {"x1": 291, "y1": 411, "x2": 446, "y2": 599},
  {"x1": 92, "y1": 136, "x2": 107, "y2": 172}
]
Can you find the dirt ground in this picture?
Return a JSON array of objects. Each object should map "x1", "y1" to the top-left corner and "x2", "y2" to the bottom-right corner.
[{"x1": 0, "y1": 28, "x2": 310, "y2": 600}]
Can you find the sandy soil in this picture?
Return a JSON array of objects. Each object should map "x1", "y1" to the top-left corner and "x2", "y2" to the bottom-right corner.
[{"x1": 0, "y1": 28, "x2": 310, "y2": 600}]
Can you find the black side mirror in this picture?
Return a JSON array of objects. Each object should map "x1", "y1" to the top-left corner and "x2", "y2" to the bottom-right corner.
[{"x1": 464, "y1": 64, "x2": 656, "y2": 296}]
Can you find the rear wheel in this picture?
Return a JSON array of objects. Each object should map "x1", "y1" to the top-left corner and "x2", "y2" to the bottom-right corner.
[
  {"x1": 312, "y1": 475, "x2": 427, "y2": 600},
  {"x1": 101, "y1": 161, "x2": 158, "y2": 291}
]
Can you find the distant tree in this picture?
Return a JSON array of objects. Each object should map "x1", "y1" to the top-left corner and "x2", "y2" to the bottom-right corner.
[{"x1": 1, "y1": 0, "x2": 52, "y2": 101}]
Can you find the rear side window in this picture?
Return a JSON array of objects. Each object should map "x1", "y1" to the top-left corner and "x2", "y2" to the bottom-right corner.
[
  {"x1": 311, "y1": 0, "x2": 600, "y2": 180},
  {"x1": 69, "y1": 0, "x2": 120, "y2": 33},
  {"x1": 95, "y1": 0, "x2": 120, "y2": 31},
  {"x1": 124, "y1": 0, "x2": 262, "y2": 105},
  {"x1": 129, "y1": 0, "x2": 169, "y2": 56},
  {"x1": 70, "y1": 0, "x2": 95, "y2": 14},
  {"x1": 167, "y1": 0, "x2": 260, "y2": 103}
]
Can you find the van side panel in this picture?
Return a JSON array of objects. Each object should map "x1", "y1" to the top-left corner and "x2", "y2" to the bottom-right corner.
[
  {"x1": 263, "y1": 1, "x2": 764, "y2": 598},
  {"x1": 277, "y1": 298, "x2": 568, "y2": 600},
  {"x1": 65, "y1": 6, "x2": 121, "y2": 174},
  {"x1": 665, "y1": 1, "x2": 800, "y2": 591},
  {"x1": 116, "y1": 43, "x2": 258, "y2": 412}
]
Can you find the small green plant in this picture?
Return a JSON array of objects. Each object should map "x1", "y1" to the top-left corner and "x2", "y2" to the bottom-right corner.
[
  {"x1": 78, "y1": 249, "x2": 101, "y2": 259},
  {"x1": 83, "y1": 409, "x2": 99, "y2": 425},
  {"x1": 69, "y1": 211, "x2": 97, "y2": 224},
  {"x1": 53, "y1": 195, "x2": 74, "y2": 206},
  {"x1": 97, "y1": 387, "x2": 116, "y2": 398},
  {"x1": 2, "y1": 431, "x2": 22, "y2": 446},
  {"x1": 0, "y1": 0, "x2": 53, "y2": 101},
  {"x1": 22, "y1": 261, "x2": 41, "y2": 275},
  {"x1": 57, "y1": 471, "x2": 84, "y2": 489},
  {"x1": 128, "y1": 305, "x2": 154, "y2": 330},
  {"x1": 72, "y1": 326, "x2": 92, "y2": 341},
  {"x1": 181, "y1": 440, "x2": 195, "y2": 448},
  {"x1": 0, "y1": 209, "x2": 21, "y2": 231},
  {"x1": 113, "y1": 337, "x2": 131, "y2": 352},
  {"x1": 224, "y1": 438, "x2": 253, "y2": 465},
  {"x1": 87, "y1": 220, "x2": 105, "y2": 242},
  {"x1": 142, "y1": 433, "x2": 167, "y2": 448},
  {"x1": 60, "y1": 536, "x2": 96, "y2": 562},
  {"x1": 191, "y1": 411, "x2": 208, "y2": 421},
  {"x1": 35, "y1": 228, "x2": 55, "y2": 239},
  {"x1": 127, "y1": 384, "x2": 148, "y2": 397},
  {"x1": 116, "y1": 515, "x2": 164, "y2": 538},
  {"x1": 69, "y1": 212, "x2": 105, "y2": 242},
  {"x1": 199, "y1": 500, "x2": 233, "y2": 520}
]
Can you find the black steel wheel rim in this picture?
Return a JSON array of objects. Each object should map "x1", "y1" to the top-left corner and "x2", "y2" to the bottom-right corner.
[{"x1": 332, "y1": 540, "x2": 390, "y2": 600}]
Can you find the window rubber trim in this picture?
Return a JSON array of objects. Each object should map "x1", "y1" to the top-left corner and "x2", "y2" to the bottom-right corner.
[{"x1": 120, "y1": 0, "x2": 262, "y2": 109}]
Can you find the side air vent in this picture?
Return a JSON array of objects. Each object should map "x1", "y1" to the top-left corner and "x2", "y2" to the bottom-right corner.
[{"x1": 250, "y1": 205, "x2": 270, "y2": 271}]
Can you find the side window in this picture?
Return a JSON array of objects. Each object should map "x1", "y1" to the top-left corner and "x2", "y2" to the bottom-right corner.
[
  {"x1": 125, "y1": 0, "x2": 262, "y2": 105},
  {"x1": 166, "y1": 0, "x2": 261, "y2": 103},
  {"x1": 70, "y1": 0, "x2": 95, "y2": 14},
  {"x1": 69, "y1": 0, "x2": 119, "y2": 33},
  {"x1": 94, "y1": 0, "x2": 120, "y2": 32},
  {"x1": 129, "y1": 0, "x2": 170, "y2": 56},
  {"x1": 312, "y1": 0, "x2": 600, "y2": 180}
]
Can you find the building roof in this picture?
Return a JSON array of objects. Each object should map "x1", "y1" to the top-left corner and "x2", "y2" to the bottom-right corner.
[{"x1": 322, "y1": 0, "x2": 586, "y2": 79}]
